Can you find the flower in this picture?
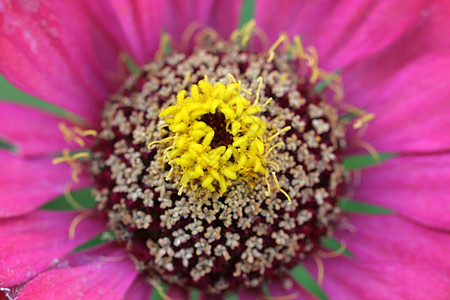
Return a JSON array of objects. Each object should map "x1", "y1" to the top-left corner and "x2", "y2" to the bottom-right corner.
[{"x1": 0, "y1": 0, "x2": 449, "y2": 299}]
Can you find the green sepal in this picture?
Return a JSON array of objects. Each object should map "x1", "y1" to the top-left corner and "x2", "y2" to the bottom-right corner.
[
  {"x1": 0, "y1": 137, "x2": 16, "y2": 152},
  {"x1": 0, "y1": 76, "x2": 85, "y2": 124},
  {"x1": 72, "y1": 230, "x2": 114, "y2": 252},
  {"x1": 340, "y1": 112, "x2": 357, "y2": 121},
  {"x1": 343, "y1": 152, "x2": 397, "y2": 170},
  {"x1": 339, "y1": 198, "x2": 395, "y2": 215},
  {"x1": 151, "y1": 282, "x2": 168, "y2": 300},
  {"x1": 40, "y1": 187, "x2": 96, "y2": 210},
  {"x1": 224, "y1": 292, "x2": 239, "y2": 300},
  {"x1": 189, "y1": 289, "x2": 200, "y2": 300},
  {"x1": 291, "y1": 264, "x2": 329, "y2": 300},
  {"x1": 321, "y1": 237, "x2": 355, "y2": 258},
  {"x1": 239, "y1": 0, "x2": 255, "y2": 29}
]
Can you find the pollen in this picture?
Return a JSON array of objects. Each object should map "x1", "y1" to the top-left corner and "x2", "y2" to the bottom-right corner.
[{"x1": 157, "y1": 77, "x2": 275, "y2": 195}]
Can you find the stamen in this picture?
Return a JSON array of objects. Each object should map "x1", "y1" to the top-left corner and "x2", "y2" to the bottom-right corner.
[
  {"x1": 268, "y1": 34, "x2": 288, "y2": 62},
  {"x1": 194, "y1": 27, "x2": 220, "y2": 45},
  {"x1": 352, "y1": 139, "x2": 380, "y2": 161},
  {"x1": 99, "y1": 254, "x2": 127, "y2": 262},
  {"x1": 69, "y1": 212, "x2": 91, "y2": 240},
  {"x1": 52, "y1": 149, "x2": 90, "y2": 183},
  {"x1": 313, "y1": 254, "x2": 325, "y2": 286},
  {"x1": 155, "y1": 32, "x2": 172, "y2": 60},
  {"x1": 264, "y1": 293, "x2": 300, "y2": 300},
  {"x1": 231, "y1": 19, "x2": 256, "y2": 46},
  {"x1": 318, "y1": 240, "x2": 348, "y2": 258},
  {"x1": 253, "y1": 27, "x2": 270, "y2": 50},
  {"x1": 338, "y1": 103, "x2": 367, "y2": 117},
  {"x1": 64, "y1": 183, "x2": 86, "y2": 211},
  {"x1": 272, "y1": 172, "x2": 292, "y2": 204},
  {"x1": 181, "y1": 21, "x2": 202, "y2": 50},
  {"x1": 149, "y1": 279, "x2": 172, "y2": 300},
  {"x1": 269, "y1": 126, "x2": 292, "y2": 141},
  {"x1": 353, "y1": 113, "x2": 375, "y2": 129},
  {"x1": 58, "y1": 123, "x2": 86, "y2": 147},
  {"x1": 119, "y1": 52, "x2": 140, "y2": 75}
]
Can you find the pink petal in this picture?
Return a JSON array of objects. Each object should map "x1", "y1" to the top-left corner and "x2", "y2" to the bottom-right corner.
[
  {"x1": 86, "y1": 0, "x2": 164, "y2": 66},
  {"x1": 0, "y1": 102, "x2": 82, "y2": 156},
  {"x1": 346, "y1": 53, "x2": 450, "y2": 154},
  {"x1": 17, "y1": 248, "x2": 137, "y2": 300},
  {"x1": 255, "y1": 0, "x2": 424, "y2": 68},
  {"x1": 162, "y1": 0, "x2": 242, "y2": 47},
  {"x1": 0, "y1": 151, "x2": 91, "y2": 217},
  {"x1": 352, "y1": 154, "x2": 450, "y2": 230},
  {"x1": 267, "y1": 276, "x2": 317, "y2": 300},
  {"x1": 0, "y1": 210, "x2": 105, "y2": 287},
  {"x1": 167, "y1": 285, "x2": 189, "y2": 300},
  {"x1": 0, "y1": 0, "x2": 118, "y2": 124},
  {"x1": 307, "y1": 215, "x2": 450, "y2": 299},
  {"x1": 123, "y1": 276, "x2": 153, "y2": 300},
  {"x1": 204, "y1": 0, "x2": 243, "y2": 39}
]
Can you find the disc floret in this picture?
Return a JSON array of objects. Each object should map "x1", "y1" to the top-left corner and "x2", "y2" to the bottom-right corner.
[{"x1": 157, "y1": 77, "x2": 273, "y2": 195}]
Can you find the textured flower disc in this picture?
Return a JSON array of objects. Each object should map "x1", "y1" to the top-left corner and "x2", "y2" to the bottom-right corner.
[{"x1": 90, "y1": 39, "x2": 347, "y2": 294}]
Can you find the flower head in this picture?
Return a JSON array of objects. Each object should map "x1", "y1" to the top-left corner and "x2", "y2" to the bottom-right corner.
[{"x1": 0, "y1": 1, "x2": 449, "y2": 299}]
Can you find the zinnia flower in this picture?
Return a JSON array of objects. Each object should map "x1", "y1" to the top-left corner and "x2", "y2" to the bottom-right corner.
[{"x1": 1, "y1": 0, "x2": 449, "y2": 299}]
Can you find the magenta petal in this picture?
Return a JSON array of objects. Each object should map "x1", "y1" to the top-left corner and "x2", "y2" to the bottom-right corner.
[
  {"x1": 0, "y1": 102, "x2": 81, "y2": 156},
  {"x1": 92, "y1": 0, "x2": 164, "y2": 65},
  {"x1": 348, "y1": 53, "x2": 450, "y2": 153},
  {"x1": 163, "y1": 0, "x2": 241, "y2": 45},
  {"x1": 255, "y1": 0, "x2": 423, "y2": 67},
  {"x1": 167, "y1": 285, "x2": 189, "y2": 300},
  {"x1": 0, "y1": 151, "x2": 91, "y2": 217},
  {"x1": 311, "y1": 215, "x2": 450, "y2": 299},
  {"x1": 353, "y1": 154, "x2": 450, "y2": 230},
  {"x1": 0, "y1": 0, "x2": 121, "y2": 124},
  {"x1": 267, "y1": 277, "x2": 316, "y2": 300},
  {"x1": 17, "y1": 249, "x2": 137, "y2": 300},
  {"x1": 123, "y1": 276, "x2": 153, "y2": 300},
  {"x1": 0, "y1": 210, "x2": 105, "y2": 287}
]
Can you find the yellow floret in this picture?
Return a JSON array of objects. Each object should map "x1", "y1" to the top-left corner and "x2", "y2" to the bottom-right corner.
[{"x1": 154, "y1": 76, "x2": 287, "y2": 195}]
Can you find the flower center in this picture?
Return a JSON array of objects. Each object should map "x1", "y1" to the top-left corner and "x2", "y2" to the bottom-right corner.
[
  {"x1": 155, "y1": 77, "x2": 286, "y2": 195},
  {"x1": 90, "y1": 38, "x2": 346, "y2": 294}
]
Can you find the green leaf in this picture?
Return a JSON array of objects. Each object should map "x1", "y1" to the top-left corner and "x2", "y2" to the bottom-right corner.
[
  {"x1": 291, "y1": 265, "x2": 329, "y2": 300},
  {"x1": 151, "y1": 283, "x2": 168, "y2": 300},
  {"x1": 239, "y1": 0, "x2": 255, "y2": 28},
  {"x1": 0, "y1": 76, "x2": 84, "y2": 124},
  {"x1": 72, "y1": 230, "x2": 114, "y2": 252},
  {"x1": 340, "y1": 112, "x2": 357, "y2": 121},
  {"x1": 0, "y1": 137, "x2": 16, "y2": 152},
  {"x1": 321, "y1": 237, "x2": 354, "y2": 258},
  {"x1": 189, "y1": 289, "x2": 200, "y2": 300},
  {"x1": 224, "y1": 293, "x2": 239, "y2": 300},
  {"x1": 339, "y1": 198, "x2": 395, "y2": 215},
  {"x1": 40, "y1": 188, "x2": 96, "y2": 210},
  {"x1": 343, "y1": 152, "x2": 397, "y2": 170}
]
